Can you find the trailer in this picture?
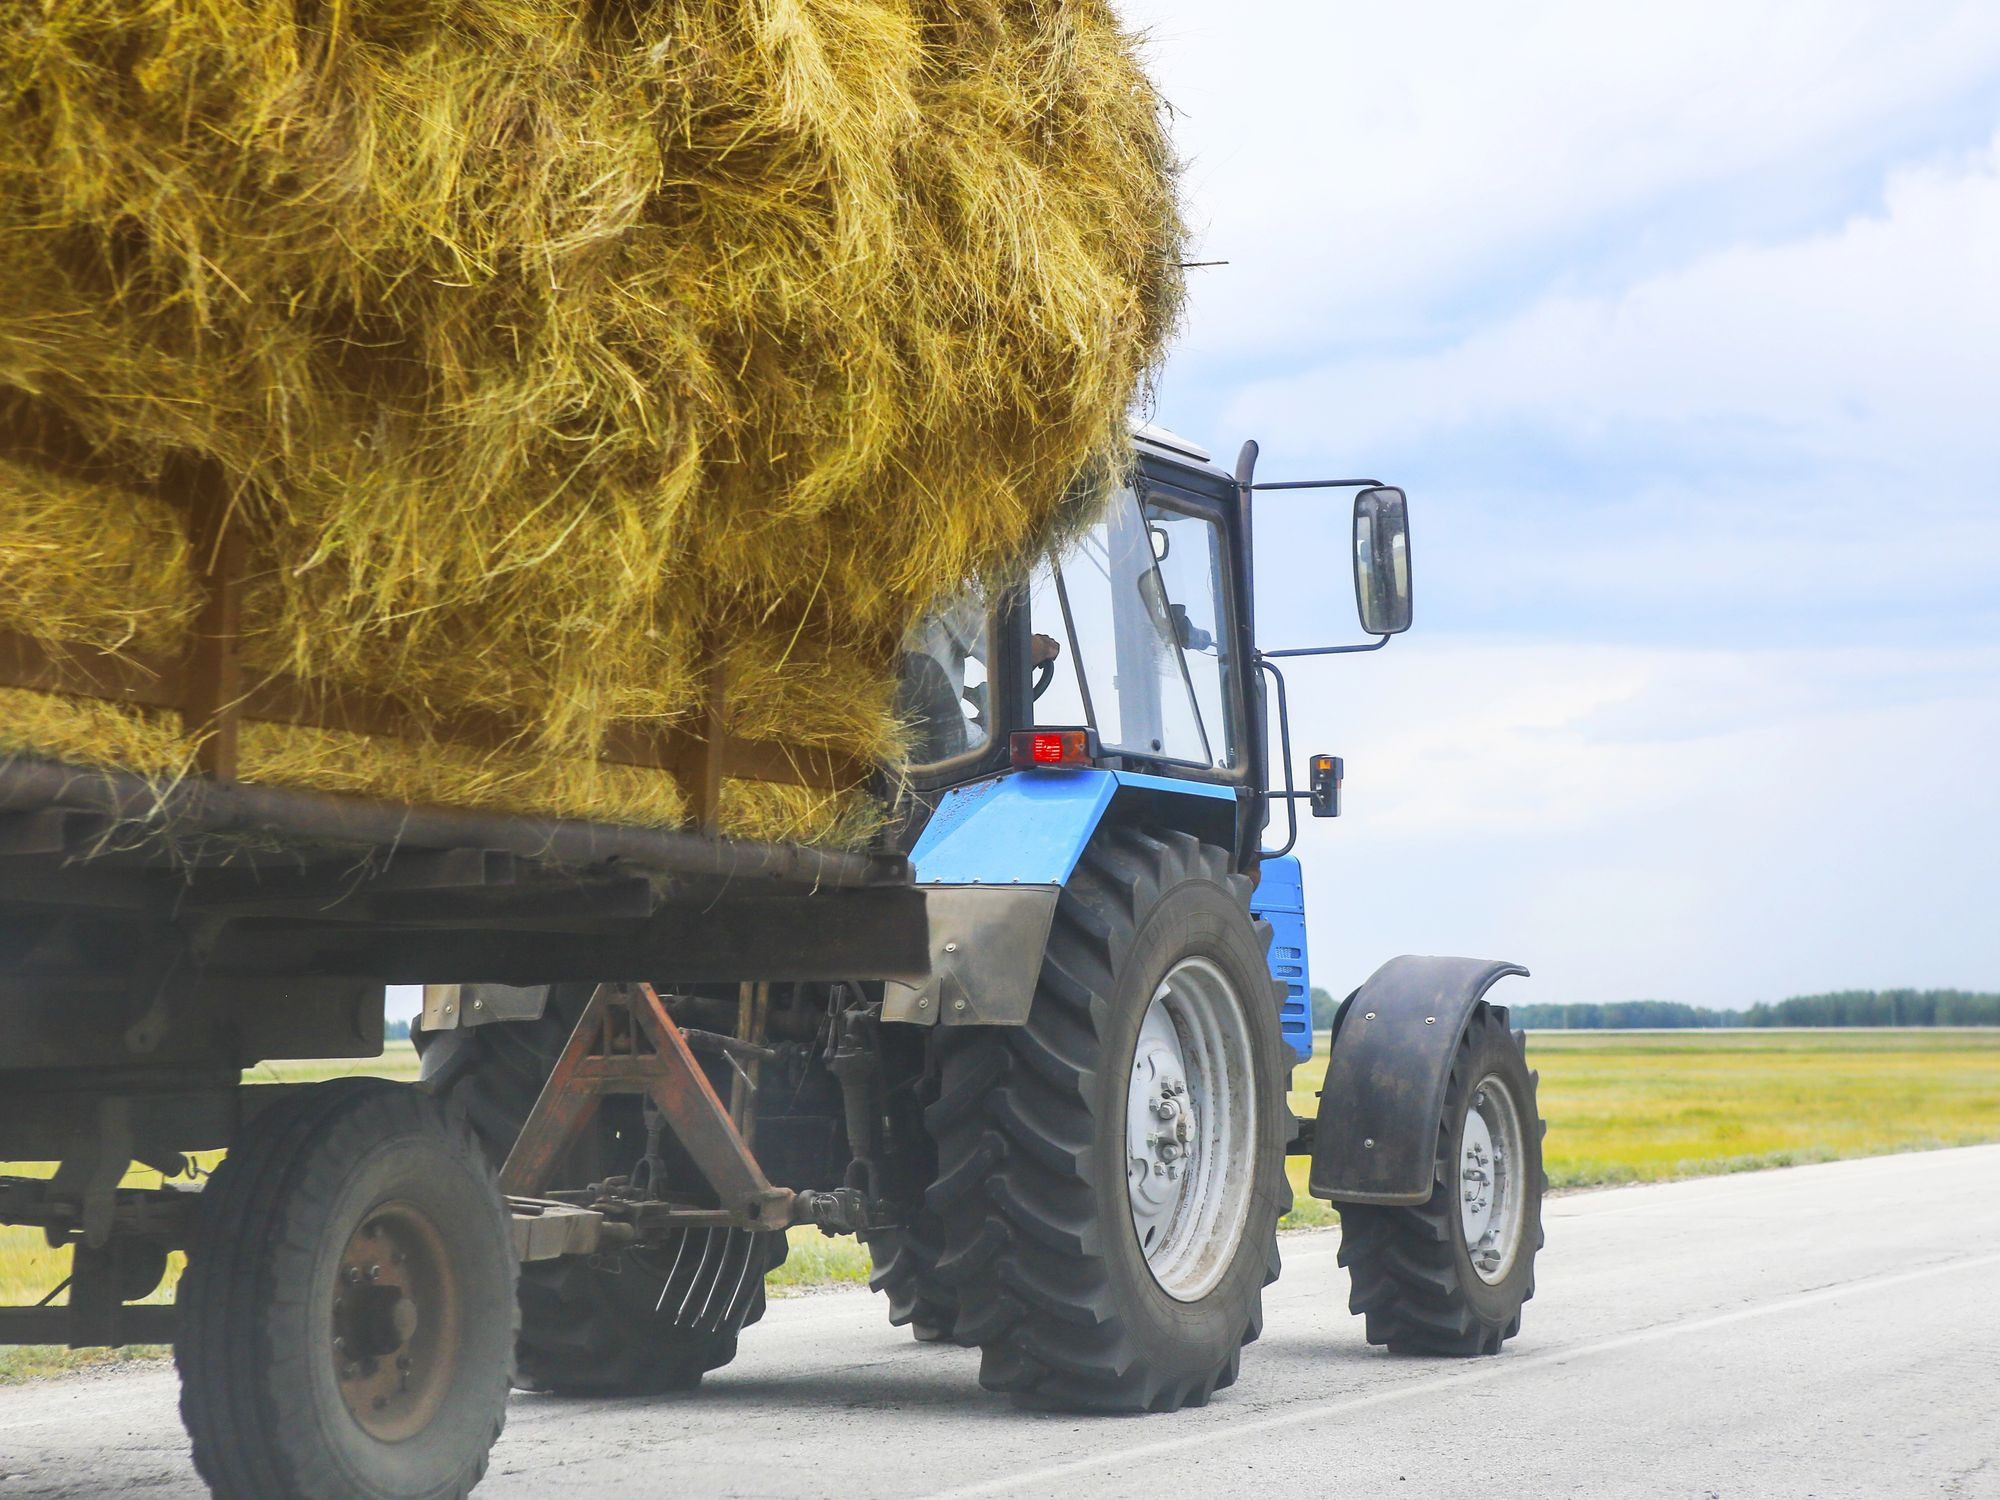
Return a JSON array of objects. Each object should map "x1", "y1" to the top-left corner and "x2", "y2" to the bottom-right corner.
[{"x1": 0, "y1": 429, "x2": 1544, "y2": 1499}]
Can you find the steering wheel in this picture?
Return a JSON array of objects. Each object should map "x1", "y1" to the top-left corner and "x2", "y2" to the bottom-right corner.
[{"x1": 1032, "y1": 658, "x2": 1056, "y2": 700}]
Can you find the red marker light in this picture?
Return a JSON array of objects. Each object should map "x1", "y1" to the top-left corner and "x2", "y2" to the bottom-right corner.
[{"x1": 1011, "y1": 729, "x2": 1094, "y2": 768}]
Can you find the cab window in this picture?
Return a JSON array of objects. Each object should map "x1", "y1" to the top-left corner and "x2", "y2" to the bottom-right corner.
[
  {"x1": 895, "y1": 588, "x2": 991, "y2": 768},
  {"x1": 1144, "y1": 501, "x2": 1235, "y2": 768},
  {"x1": 1032, "y1": 487, "x2": 1235, "y2": 769}
]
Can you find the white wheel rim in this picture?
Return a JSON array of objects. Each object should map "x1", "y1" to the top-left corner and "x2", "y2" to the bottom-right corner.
[
  {"x1": 1461, "y1": 1073, "x2": 1527, "y2": 1285},
  {"x1": 1125, "y1": 957, "x2": 1258, "y2": 1302}
]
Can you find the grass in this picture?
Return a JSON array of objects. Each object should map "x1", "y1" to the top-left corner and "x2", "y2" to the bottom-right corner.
[
  {"x1": 9, "y1": 1029, "x2": 1999, "y2": 1381},
  {"x1": 1513, "y1": 1027, "x2": 2000, "y2": 1187},
  {"x1": 1280, "y1": 1026, "x2": 2000, "y2": 1224}
]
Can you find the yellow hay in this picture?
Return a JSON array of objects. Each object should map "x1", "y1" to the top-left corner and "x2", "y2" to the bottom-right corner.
[
  {"x1": 0, "y1": 458, "x2": 197, "y2": 657},
  {"x1": 0, "y1": 1, "x2": 1182, "y2": 841},
  {"x1": 0, "y1": 688, "x2": 882, "y2": 843},
  {"x1": 0, "y1": 689, "x2": 193, "y2": 781}
]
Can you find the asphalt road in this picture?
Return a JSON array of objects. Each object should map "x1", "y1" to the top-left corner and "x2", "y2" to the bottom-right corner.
[{"x1": 4, "y1": 1144, "x2": 1998, "y2": 1498}]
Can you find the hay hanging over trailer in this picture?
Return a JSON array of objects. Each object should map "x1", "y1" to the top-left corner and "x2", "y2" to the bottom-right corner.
[{"x1": 0, "y1": 0, "x2": 1182, "y2": 841}]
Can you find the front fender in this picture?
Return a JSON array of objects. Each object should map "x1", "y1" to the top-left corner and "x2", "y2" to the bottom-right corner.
[{"x1": 1309, "y1": 955, "x2": 1528, "y2": 1205}]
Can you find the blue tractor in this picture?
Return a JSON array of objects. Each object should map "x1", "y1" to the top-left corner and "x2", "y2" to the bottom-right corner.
[{"x1": 848, "y1": 424, "x2": 1546, "y2": 1409}]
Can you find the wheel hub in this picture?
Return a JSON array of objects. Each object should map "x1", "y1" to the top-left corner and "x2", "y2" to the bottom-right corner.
[
  {"x1": 1459, "y1": 1076, "x2": 1528, "y2": 1286},
  {"x1": 331, "y1": 1204, "x2": 461, "y2": 1442},
  {"x1": 1128, "y1": 1019, "x2": 1196, "y2": 1221},
  {"x1": 1124, "y1": 957, "x2": 1257, "y2": 1302}
]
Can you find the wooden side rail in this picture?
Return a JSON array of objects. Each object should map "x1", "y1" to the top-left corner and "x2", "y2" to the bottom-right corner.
[{"x1": 0, "y1": 628, "x2": 869, "y2": 813}]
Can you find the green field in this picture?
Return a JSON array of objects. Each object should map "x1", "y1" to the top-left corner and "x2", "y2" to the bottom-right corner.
[
  {"x1": 7, "y1": 1028, "x2": 1999, "y2": 1381},
  {"x1": 1281, "y1": 1028, "x2": 2000, "y2": 1223}
]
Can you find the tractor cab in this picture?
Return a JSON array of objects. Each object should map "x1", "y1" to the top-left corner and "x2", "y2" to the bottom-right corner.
[{"x1": 893, "y1": 424, "x2": 1413, "y2": 870}]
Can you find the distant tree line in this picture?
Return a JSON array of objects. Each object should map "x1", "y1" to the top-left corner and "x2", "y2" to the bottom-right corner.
[
  {"x1": 1512, "y1": 990, "x2": 2000, "y2": 1030},
  {"x1": 386, "y1": 1018, "x2": 412, "y2": 1042},
  {"x1": 1307, "y1": 987, "x2": 2000, "y2": 1030}
]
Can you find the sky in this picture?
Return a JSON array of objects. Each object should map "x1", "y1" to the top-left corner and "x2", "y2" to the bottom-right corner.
[{"x1": 1117, "y1": 0, "x2": 2000, "y2": 1008}]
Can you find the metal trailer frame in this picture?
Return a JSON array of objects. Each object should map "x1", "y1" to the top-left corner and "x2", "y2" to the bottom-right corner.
[{"x1": 0, "y1": 756, "x2": 932, "y2": 1351}]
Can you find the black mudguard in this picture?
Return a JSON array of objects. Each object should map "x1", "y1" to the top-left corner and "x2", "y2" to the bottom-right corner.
[{"x1": 1309, "y1": 955, "x2": 1528, "y2": 1205}]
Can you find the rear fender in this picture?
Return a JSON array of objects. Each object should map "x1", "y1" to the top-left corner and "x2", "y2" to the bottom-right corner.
[
  {"x1": 885, "y1": 768, "x2": 1238, "y2": 1026},
  {"x1": 1309, "y1": 955, "x2": 1528, "y2": 1205}
]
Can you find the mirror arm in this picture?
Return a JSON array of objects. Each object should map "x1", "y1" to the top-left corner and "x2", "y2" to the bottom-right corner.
[
  {"x1": 1249, "y1": 478, "x2": 1384, "y2": 491},
  {"x1": 1260, "y1": 636, "x2": 1392, "y2": 659}
]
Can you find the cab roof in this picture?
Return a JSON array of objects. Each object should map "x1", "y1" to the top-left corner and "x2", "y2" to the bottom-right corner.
[{"x1": 1132, "y1": 421, "x2": 1235, "y2": 485}]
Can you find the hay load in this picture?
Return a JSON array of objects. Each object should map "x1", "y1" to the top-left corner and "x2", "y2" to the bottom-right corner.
[{"x1": 0, "y1": 0, "x2": 1182, "y2": 842}]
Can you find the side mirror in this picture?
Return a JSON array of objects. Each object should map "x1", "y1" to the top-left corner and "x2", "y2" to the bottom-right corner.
[{"x1": 1352, "y1": 486, "x2": 1413, "y2": 635}]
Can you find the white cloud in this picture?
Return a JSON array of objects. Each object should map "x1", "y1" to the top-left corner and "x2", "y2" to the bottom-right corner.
[
  {"x1": 1218, "y1": 126, "x2": 2000, "y2": 665},
  {"x1": 1227, "y1": 134, "x2": 2000, "y2": 472},
  {"x1": 1122, "y1": 0, "x2": 2000, "y2": 361},
  {"x1": 1281, "y1": 638, "x2": 2000, "y2": 1007}
]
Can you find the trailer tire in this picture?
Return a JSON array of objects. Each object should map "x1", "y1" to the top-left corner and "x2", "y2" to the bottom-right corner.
[
  {"x1": 177, "y1": 1079, "x2": 515, "y2": 1500},
  {"x1": 1336, "y1": 1003, "x2": 1544, "y2": 1355},
  {"x1": 927, "y1": 826, "x2": 1289, "y2": 1412},
  {"x1": 417, "y1": 987, "x2": 782, "y2": 1394}
]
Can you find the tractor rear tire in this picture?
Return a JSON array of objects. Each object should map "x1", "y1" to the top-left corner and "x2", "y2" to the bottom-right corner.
[
  {"x1": 862, "y1": 1212, "x2": 964, "y2": 1343},
  {"x1": 177, "y1": 1079, "x2": 515, "y2": 1500},
  {"x1": 1336, "y1": 1001, "x2": 1545, "y2": 1355},
  {"x1": 512, "y1": 1229, "x2": 789, "y2": 1395},
  {"x1": 927, "y1": 826, "x2": 1290, "y2": 1412},
  {"x1": 417, "y1": 987, "x2": 783, "y2": 1394}
]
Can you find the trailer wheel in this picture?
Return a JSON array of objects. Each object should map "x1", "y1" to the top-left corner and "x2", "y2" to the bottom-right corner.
[
  {"x1": 1336, "y1": 1003, "x2": 1545, "y2": 1355},
  {"x1": 928, "y1": 826, "x2": 1289, "y2": 1412},
  {"x1": 177, "y1": 1080, "x2": 515, "y2": 1500},
  {"x1": 417, "y1": 988, "x2": 783, "y2": 1393}
]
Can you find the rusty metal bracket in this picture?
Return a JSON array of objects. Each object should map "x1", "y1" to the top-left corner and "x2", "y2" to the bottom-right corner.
[{"x1": 498, "y1": 983, "x2": 793, "y2": 1230}]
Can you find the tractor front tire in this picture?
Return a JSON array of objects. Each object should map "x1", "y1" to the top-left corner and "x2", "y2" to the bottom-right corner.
[
  {"x1": 1337, "y1": 1001, "x2": 1545, "y2": 1354},
  {"x1": 928, "y1": 827, "x2": 1290, "y2": 1412}
]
